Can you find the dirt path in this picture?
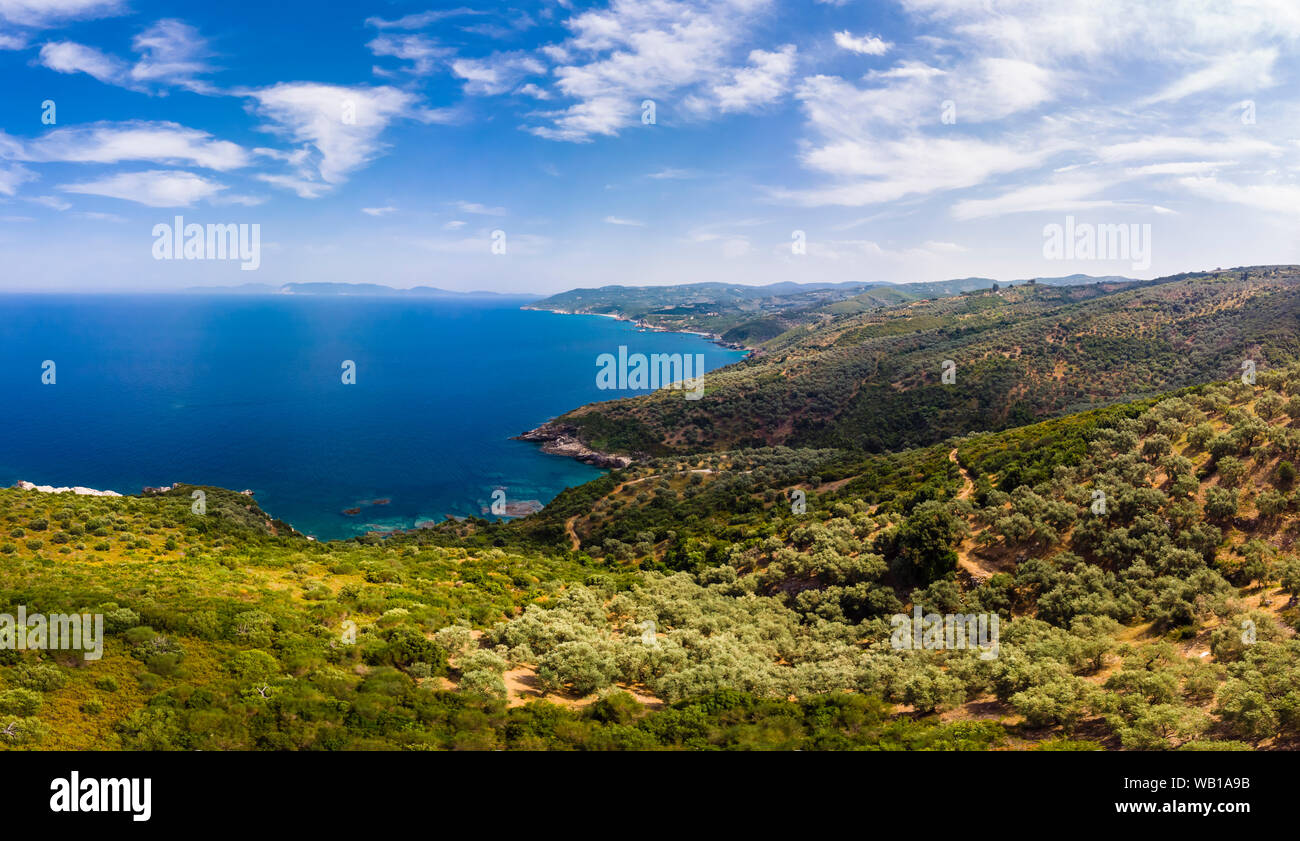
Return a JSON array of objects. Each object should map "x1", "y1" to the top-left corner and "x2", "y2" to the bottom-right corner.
[
  {"x1": 949, "y1": 448, "x2": 1002, "y2": 581},
  {"x1": 564, "y1": 515, "x2": 580, "y2": 551},
  {"x1": 950, "y1": 448, "x2": 975, "y2": 500}
]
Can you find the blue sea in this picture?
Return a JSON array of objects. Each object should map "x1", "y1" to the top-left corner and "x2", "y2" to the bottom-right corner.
[{"x1": 0, "y1": 295, "x2": 745, "y2": 539}]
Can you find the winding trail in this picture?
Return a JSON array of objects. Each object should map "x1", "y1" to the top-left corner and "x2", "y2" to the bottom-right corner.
[
  {"x1": 564, "y1": 515, "x2": 580, "y2": 551},
  {"x1": 951, "y1": 447, "x2": 975, "y2": 500},
  {"x1": 949, "y1": 448, "x2": 1001, "y2": 582}
]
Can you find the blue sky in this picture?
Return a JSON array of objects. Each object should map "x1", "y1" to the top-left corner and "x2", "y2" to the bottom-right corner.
[{"x1": 2, "y1": 0, "x2": 1300, "y2": 292}]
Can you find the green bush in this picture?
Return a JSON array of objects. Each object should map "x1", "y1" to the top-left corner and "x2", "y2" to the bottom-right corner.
[{"x1": 0, "y1": 688, "x2": 43, "y2": 716}]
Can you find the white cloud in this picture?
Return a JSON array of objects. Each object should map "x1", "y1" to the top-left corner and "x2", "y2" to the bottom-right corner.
[
  {"x1": 130, "y1": 19, "x2": 214, "y2": 93},
  {"x1": 38, "y1": 41, "x2": 128, "y2": 85},
  {"x1": 246, "y1": 83, "x2": 433, "y2": 192},
  {"x1": 769, "y1": 0, "x2": 1300, "y2": 218},
  {"x1": 775, "y1": 72, "x2": 1057, "y2": 206},
  {"x1": 0, "y1": 0, "x2": 123, "y2": 27},
  {"x1": 1123, "y1": 161, "x2": 1228, "y2": 177},
  {"x1": 1143, "y1": 48, "x2": 1278, "y2": 105},
  {"x1": 364, "y1": 8, "x2": 485, "y2": 30},
  {"x1": 712, "y1": 45, "x2": 796, "y2": 113},
  {"x1": 1097, "y1": 137, "x2": 1279, "y2": 163},
  {"x1": 26, "y1": 122, "x2": 251, "y2": 170},
  {"x1": 368, "y1": 34, "x2": 451, "y2": 76},
  {"x1": 451, "y1": 51, "x2": 545, "y2": 95},
  {"x1": 833, "y1": 30, "x2": 891, "y2": 55},
  {"x1": 775, "y1": 136, "x2": 1039, "y2": 206},
  {"x1": 950, "y1": 178, "x2": 1126, "y2": 220},
  {"x1": 1175, "y1": 175, "x2": 1300, "y2": 217},
  {"x1": 604, "y1": 215, "x2": 644, "y2": 225},
  {"x1": 0, "y1": 163, "x2": 36, "y2": 195},
  {"x1": 254, "y1": 173, "x2": 329, "y2": 199},
  {"x1": 453, "y1": 200, "x2": 506, "y2": 215},
  {"x1": 29, "y1": 195, "x2": 71, "y2": 210},
  {"x1": 362, "y1": 206, "x2": 397, "y2": 216},
  {"x1": 58, "y1": 169, "x2": 225, "y2": 206},
  {"x1": 529, "y1": 0, "x2": 793, "y2": 141},
  {"x1": 517, "y1": 83, "x2": 551, "y2": 99},
  {"x1": 38, "y1": 20, "x2": 215, "y2": 93}
]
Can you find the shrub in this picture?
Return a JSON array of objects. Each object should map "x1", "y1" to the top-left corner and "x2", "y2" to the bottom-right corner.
[
  {"x1": 0, "y1": 688, "x2": 43, "y2": 716},
  {"x1": 12, "y1": 664, "x2": 66, "y2": 692}
]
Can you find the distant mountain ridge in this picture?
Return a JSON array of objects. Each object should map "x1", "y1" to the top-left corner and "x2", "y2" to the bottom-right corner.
[
  {"x1": 532, "y1": 273, "x2": 1136, "y2": 307},
  {"x1": 526, "y1": 273, "x2": 1140, "y2": 343},
  {"x1": 182, "y1": 274, "x2": 1133, "y2": 301}
]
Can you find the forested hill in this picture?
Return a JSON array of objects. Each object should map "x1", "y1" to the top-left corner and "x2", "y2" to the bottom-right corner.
[
  {"x1": 9, "y1": 360, "x2": 1300, "y2": 749},
  {"x1": 547, "y1": 266, "x2": 1300, "y2": 458}
]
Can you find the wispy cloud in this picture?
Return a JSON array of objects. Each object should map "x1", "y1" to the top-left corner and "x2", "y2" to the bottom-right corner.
[
  {"x1": 25, "y1": 121, "x2": 251, "y2": 170},
  {"x1": 246, "y1": 83, "x2": 444, "y2": 194},
  {"x1": 451, "y1": 50, "x2": 545, "y2": 95},
  {"x1": 28, "y1": 194, "x2": 71, "y2": 210},
  {"x1": 368, "y1": 33, "x2": 452, "y2": 77},
  {"x1": 38, "y1": 41, "x2": 127, "y2": 85},
  {"x1": 0, "y1": 162, "x2": 35, "y2": 195},
  {"x1": 0, "y1": 0, "x2": 124, "y2": 27},
  {"x1": 58, "y1": 169, "x2": 226, "y2": 206},
  {"x1": 130, "y1": 19, "x2": 215, "y2": 93},
  {"x1": 453, "y1": 200, "x2": 506, "y2": 215},
  {"x1": 37, "y1": 18, "x2": 216, "y2": 94},
  {"x1": 364, "y1": 7, "x2": 485, "y2": 30}
]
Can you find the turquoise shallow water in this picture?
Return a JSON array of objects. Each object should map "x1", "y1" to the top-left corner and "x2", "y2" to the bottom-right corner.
[{"x1": 0, "y1": 294, "x2": 745, "y2": 539}]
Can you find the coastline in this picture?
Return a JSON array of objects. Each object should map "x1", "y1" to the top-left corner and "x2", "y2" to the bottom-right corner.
[
  {"x1": 520, "y1": 304, "x2": 754, "y2": 353},
  {"x1": 515, "y1": 305, "x2": 755, "y2": 470},
  {"x1": 11, "y1": 480, "x2": 122, "y2": 497},
  {"x1": 513, "y1": 422, "x2": 633, "y2": 469}
]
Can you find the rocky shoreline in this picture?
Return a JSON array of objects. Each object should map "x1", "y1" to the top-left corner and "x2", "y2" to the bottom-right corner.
[
  {"x1": 514, "y1": 422, "x2": 633, "y2": 469},
  {"x1": 12, "y1": 480, "x2": 122, "y2": 497}
]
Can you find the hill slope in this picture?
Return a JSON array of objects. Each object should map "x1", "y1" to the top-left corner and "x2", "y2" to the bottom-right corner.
[{"x1": 542, "y1": 267, "x2": 1299, "y2": 458}]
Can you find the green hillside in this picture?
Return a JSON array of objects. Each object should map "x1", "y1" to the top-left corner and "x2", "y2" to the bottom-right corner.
[
  {"x1": 550, "y1": 267, "x2": 1299, "y2": 457},
  {"x1": 6, "y1": 361, "x2": 1300, "y2": 749}
]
